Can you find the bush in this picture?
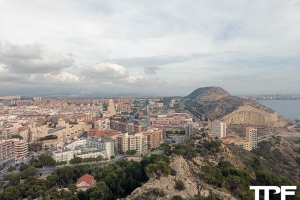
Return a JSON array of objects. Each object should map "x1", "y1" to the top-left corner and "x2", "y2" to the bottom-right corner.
[
  {"x1": 8, "y1": 166, "x2": 16, "y2": 172},
  {"x1": 174, "y1": 180, "x2": 185, "y2": 191},
  {"x1": 171, "y1": 168, "x2": 177, "y2": 176},
  {"x1": 126, "y1": 149, "x2": 137, "y2": 155},
  {"x1": 172, "y1": 195, "x2": 184, "y2": 200}
]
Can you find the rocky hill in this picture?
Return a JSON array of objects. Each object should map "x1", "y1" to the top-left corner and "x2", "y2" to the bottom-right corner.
[
  {"x1": 185, "y1": 87, "x2": 230, "y2": 102},
  {"x1": 124, "y1": 135, "x2": 300, "y2": 200},
  {"x1": 185, "y1": 87, "x2": 286, "y2": 128}
]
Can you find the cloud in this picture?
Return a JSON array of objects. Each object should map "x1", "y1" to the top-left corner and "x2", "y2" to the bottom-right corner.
[
  {"x1": 0, "y1": 42, "x2": 74, "y2": 74},
  {"x1": 80, "y1": 63, "x2": 128, "y2": 79},
  {"x1": 126, "y1": 75, "x2": 146, "y2": 84},
  {"x1": 0, "y1": 1, "x2": 299, "y2": 95},
  {"x1": 144, "y1": 66, "x2": 160, "y2": 74},
  {"x1": 0, "y1": 42, "x2": 41, "y2": 59},
  {"x1": 110, "y1": 53, "x2": 213, "y2": 68}
]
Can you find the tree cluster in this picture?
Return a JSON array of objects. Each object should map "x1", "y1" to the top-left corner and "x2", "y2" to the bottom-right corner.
[
  {"x1": 0, "y1": 154, "x2": 171, "y2": 200},
  {"x1": 37, "y1": 135, "x2": 58, "y2": 141},
  {"x1": 69, "y1": 155, "x2": 104, "y2": 164},
  {"x1": 201, "y1": 159, "x2": 300, "y2": 200}
]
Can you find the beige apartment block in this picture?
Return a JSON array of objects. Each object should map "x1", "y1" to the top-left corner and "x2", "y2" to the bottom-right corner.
[
  {"x1": 116, "y1": 132, "x2": 147, "y2": 155},
  {"x1": 0, "y1": 140, "x2": 15, "y2": 167},
  {"x1": 14, "y1": 139, "x2": 28, "y2": 162},
  {"x1": 143, "y1": 129, "x2": 164, "y2": 150},
  {"x1": 246, "y1": 127, "x2": 258, "y2": 149}
]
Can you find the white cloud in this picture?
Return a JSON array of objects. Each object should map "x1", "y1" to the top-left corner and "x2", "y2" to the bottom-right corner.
[
  {"x1": 126, "y1": 75, "x2": 146, "y2": 84},
  {"x1": 0, "y1": 42, "x2": 74, "y2": 73},
  {"x1": 0, "y1": 0, "x2": 299, "y2": 95},
  {"x1": 80, "y1": 63, "x2": 128, "y2": 79}
]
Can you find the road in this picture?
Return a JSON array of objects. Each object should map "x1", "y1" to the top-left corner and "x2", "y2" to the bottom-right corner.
[
  {"x1": 0, "y1": 154, "x2": 141, "y2": 180},
  {"x1": 127, "y1": 104, "x2": 147, "y2": 123},
  {"x1": 38, "y1": 154, "x2": 141, "y2": 179}
]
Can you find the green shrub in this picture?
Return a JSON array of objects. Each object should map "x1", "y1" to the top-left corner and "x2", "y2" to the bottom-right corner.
[{"x1": 174, "y1": 180, "x2": 185, "y2": 191}]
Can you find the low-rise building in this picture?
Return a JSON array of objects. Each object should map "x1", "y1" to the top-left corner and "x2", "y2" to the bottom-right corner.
[
  {"x1": 75, "y1": 148, "x2": 106, "y2": 159},
  {"x1": 76, "y1": 174, "x2": 96, "y2": 191},
  {"x1": 65, "y1": 139, "x2": 87, "y2": 150},
  {"x1": 52, "y1": 148, "x2": 74, "y2": 162}
]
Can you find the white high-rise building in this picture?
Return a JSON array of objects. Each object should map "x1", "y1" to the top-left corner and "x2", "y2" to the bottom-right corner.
[{"x1": 212, "y1": 120, "x2": 226, "y2": 139}]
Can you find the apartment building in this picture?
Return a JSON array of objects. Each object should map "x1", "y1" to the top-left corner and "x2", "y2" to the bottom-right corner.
[
  {"x1": 116, "y1": 133, "x2": 147, "y2": 155},
  {"x1": 94, "y1": 118, "x2": 110, "y2": 130},
  {"x1": 87, "y1": 137, "x2": 115, "y2": 158},
  {"x1": 142, "y1": 129, "x2": 164, "y2": 150},
  {"x1": 110, "y1": 121, "x2": 142, "y2": 134},
  {"x1": 212, "y1": 120, "x2": 226, "y2": 139},
  {"x1": 0, "y1": 95, "x2": 21, "y2": 100},
  {"x1": 0, "y1": 140, "x2": 15, "y2": 168},
  {"x1": 52, "y1": 148, "x2": 74, "y2": 162},
  {"x1": 246, "y1": 127, "x2": 258, "y2": 149},
  {"x1": 14, "y1": 139, "x2": 28, "y2": 162},
  {"x1": 75, "y1": 149, "x2": 106, "y2": 159},
  {"x1": 65, "y1": 139, "x2": 87, "y2": 150}
]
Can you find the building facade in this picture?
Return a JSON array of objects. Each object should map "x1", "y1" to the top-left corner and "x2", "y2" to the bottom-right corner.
[
  {"x1": 246, "y1": 127, "x2": 258, "y2": 149},
  {"x1": 87, "y1": 137, "x2": 115, "y2": 158},
  {"x1": 116, "y1": 133, "x2": 147, "y2": 155},
  {"x1": 143, "y1": 129, "x2": 164, "y2": 150},
  {"x1": 0, "y1": 140, "x2": 15, "y2": 168},
  {"x1": 14, "y1": 139, "x2": 28, "y2": 162},
  {"x1": 212, "y1": 120, "x2": 226, "y2": 139},
  {"x1": 52, "y1": 149, "x2": 74, "y2": 162}
]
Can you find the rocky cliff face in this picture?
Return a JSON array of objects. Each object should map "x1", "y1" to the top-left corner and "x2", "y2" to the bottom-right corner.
[{"x1": 186, "y1": 87, "x2": 286, "y2": 128}]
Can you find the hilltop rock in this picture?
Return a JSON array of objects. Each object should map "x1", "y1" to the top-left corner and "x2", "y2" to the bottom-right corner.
[
  {"x1": 185, "y1": 87, "x2": 230, "y2": 102},
  {"x1": 124, "y1": 155, "x2": 237, "y2": 200},
  {"x1": 186, "y1": 87, "x2": 286, "y2": 128}
]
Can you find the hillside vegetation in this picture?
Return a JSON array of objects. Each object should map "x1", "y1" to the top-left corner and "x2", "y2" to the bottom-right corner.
[{"x1": 127, "y1": 134, "x2": 300, "y2": 200}]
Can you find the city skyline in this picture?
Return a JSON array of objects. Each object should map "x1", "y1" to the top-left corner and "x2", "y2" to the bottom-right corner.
[{"x1": 0, "y1": 0, "x2": 299, "y2": 96}]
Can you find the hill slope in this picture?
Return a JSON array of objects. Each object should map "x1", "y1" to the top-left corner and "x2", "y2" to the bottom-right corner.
[
  {"x1": 185, "y1": 87, "x2": 286, "y2": 128},
  {"x1": 125, "y1": 135, "x2": 300, "y2": 200}
]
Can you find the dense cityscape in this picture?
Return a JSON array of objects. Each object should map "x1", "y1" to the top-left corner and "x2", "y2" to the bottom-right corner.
[{"x1": 0, "y1": 0, "x2": 299, "y2": 199}]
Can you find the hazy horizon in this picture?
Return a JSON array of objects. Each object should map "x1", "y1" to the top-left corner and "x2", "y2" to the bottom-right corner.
[{"x1": 0, "y1": 0, "x2": 299, "y2": 96}]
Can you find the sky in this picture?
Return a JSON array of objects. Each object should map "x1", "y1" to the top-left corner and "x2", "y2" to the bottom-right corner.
[{"x1": 0, "y1": 0, "x2": 299, "y2": 97}]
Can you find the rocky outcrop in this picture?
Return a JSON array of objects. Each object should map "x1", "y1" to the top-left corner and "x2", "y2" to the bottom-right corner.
[
  {"x1": 125, "y1": 155, "x2": 237, "y2": 200},
  {"x1": 185, "y1": 87, "x2": 230, "y2": 102},
  {"x1": 222, "y1": 105, "x2": 286, "y2": 127},
  {"x1": 186, "y1": 87, "x2": 286, "y2": 128}
]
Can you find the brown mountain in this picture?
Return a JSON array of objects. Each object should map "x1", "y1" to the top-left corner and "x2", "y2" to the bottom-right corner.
[{"x1": 186, "y1": 87, "x2": 286, "y2": 128}]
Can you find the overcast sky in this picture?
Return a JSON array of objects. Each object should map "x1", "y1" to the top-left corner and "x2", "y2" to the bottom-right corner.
[{"x1": 0, "y1": 0, "x2": 299, "y2": 96}]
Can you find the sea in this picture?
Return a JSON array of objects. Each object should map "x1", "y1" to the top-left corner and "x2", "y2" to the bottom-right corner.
[{"x1": 257, "y1": 100, "x2": 300, "y2": 119}]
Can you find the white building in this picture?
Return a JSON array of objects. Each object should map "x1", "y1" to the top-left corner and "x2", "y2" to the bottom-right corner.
[
  {"x1": 87, "y1": 137, "x2": 115, "y2": 158},
  {"x1": 212, "y1": 120, "x2": 226, "y2": 139},
  {"x1": 75, "y1": 149, "x2": 106, "y2": 159},
  {"x1": 65, "y1": 139, "x2": 87, "y2": 150},
  {"x1": 52, "y1": 148, "x2": 74, "y2": 162}
]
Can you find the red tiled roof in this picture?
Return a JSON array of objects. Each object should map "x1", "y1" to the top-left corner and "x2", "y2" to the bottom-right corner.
[{"x1": 76, "y1": 174, "x2": 94, "y2": 185}]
